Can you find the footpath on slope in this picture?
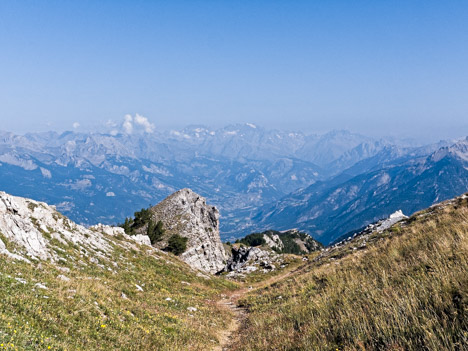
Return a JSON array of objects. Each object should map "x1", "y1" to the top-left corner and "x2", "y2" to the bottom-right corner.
[{"x1": 213, "y1": 263, "x2": 308, "y2": 351}]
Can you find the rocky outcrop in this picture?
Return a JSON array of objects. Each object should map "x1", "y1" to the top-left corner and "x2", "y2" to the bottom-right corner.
[
  {"x1": 0, "y1": 189, "x2": 225, "y2": 274},
  {"x1": 239, "y1": 229, "x2": 323, "y2": 255},
  {"x1": 263, "y1": 233, "x2": 283, "y2": 251},
  {"x1": 149, "y1": 189, "x2": 226, "y2": 274},
  {"x1": 375, "y1": 210, "x2": 408, "y2": 232},
  {"x1": 329, "y1": 209, "x2": 409, "y2": 250},
  {"x1": 222, "y1": 245, "x2": 283, "y2": 277},
  {"x1": 0, "y1": 191, "x2": 147, "y2": 263}
]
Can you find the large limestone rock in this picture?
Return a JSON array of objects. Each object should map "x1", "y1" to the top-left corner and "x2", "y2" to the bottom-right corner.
[{"x1": 149, "y1": 189, "x2": 226, "y2": 274}]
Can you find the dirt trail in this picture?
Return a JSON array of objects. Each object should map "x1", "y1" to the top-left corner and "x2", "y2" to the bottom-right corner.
[
  {"x1": 213, "y1": 288, "x2": 249, "y2": 351},
  {"x1": 213, "y1": 266, "x2": 304, "y2": 351}
]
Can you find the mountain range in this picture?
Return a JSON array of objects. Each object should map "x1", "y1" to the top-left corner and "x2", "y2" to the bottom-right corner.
[
  {"x1": 0, "y1": 124, "x2": 466, "y2": 244},
  {"x1": 248, "y1": 137, "x2": 468, "y2": 244}
]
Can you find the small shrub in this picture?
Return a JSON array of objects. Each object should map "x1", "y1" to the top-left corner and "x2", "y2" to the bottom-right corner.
[
  {"x1": 27, "y1": 202, "x2": 38, "y2": 211},
  {"x1": 239, "y1": 233, "x2": 266, "y2": 247},
  {"x1": 165, "y1": 234, "x2": 188, "y2": 255},
  {"x1": 147, "y1": 220, "x2": 165, "y2": 244},
  {"x1": 120, "y1": 208, "x2": 153, "y2": 235}
]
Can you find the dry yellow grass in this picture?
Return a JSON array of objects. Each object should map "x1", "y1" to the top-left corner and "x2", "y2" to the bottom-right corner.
[{"x1": 232, "y1": 195, "x2": 468, "y2": 351}]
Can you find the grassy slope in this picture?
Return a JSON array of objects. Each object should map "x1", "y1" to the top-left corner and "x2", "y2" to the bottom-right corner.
[
  {"x1": 0, "y1": 232, "x2": 236, "y2": 350},
  {"x1": 233, "y1": 195, "x2": 468, "y2": 351}
]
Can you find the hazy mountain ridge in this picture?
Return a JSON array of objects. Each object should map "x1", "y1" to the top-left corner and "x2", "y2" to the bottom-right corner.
[
  {"x1": 0, "y1": 126, "x2": 388, "y2": 229},
  {"x1": 249, "y1": 137, "x2": 468, "y2": 244},
  {"x1": 0, "y1": 125, "x2": 456, "y2": 241}
]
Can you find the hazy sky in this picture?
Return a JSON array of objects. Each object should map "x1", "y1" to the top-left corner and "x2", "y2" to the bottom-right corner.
[{"x1": 1, "y1": 1, "x2": 467, "y2": 141}]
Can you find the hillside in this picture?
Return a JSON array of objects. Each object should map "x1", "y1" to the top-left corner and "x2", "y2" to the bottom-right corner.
[
  {"x1": 229, "y1": 193, "x2": 468, "y2": 350},
  {"x1": 2, "y1": 190, "x2": 468, "y2": 350},
  {"x1": 0, "y1": 191, "x2": 236, "y2": 350}
]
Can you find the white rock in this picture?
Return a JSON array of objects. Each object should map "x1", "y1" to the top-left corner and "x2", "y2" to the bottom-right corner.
[
  {"x1": 90, "y1": 223, "x2": 125, "y2": 236},
  {"x1": 0, "y1": 191, "x2": 113, "y2": 262},
  {"x1": 130, "y1": 234, "x2": 151, "y2": 246},
  {"x1": 263, "y1": 233, "x2": 284, "y2": 251},
  {"x1": 377, "y1": 210, "x2": 408, "y2": 232},
  {"x1": 35, "y1": 283, "x2": 48, "y2": 290}
]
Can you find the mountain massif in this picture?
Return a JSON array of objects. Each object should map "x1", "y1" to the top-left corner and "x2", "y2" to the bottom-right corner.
[
  {"x1": 248, "y1": 137, "x2": 468, "y2": 244},
  {"x1": 0, "y1": 125, "x2": 467, "y2": 244}
]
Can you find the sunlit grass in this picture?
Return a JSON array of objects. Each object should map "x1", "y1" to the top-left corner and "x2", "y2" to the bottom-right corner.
[
  {"x1": 0, "y1": 233, "x2": 237, "y2": 350},
  {"x1": 233, "y1": 195, "x2": 468, "y2": 351}
]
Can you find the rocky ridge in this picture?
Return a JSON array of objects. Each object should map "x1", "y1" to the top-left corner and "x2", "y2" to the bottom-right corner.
[
  {"x1": 0, "y1": 188, "x2": 227, "y2": 275},
  {"x1": 0, "y1": 191, "x2": 152, "y2": 266},
  {"x1": 221, "y1": 229, "x2": 322, "y2": 278}
]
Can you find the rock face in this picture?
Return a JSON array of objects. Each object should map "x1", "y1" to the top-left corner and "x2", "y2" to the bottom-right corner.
[
  {"x1": 149, "y1": 189, "x2": 226, "y2": 274},
  {"x1": 0, "y1": 191, "x2": 146, "y2": 263}
]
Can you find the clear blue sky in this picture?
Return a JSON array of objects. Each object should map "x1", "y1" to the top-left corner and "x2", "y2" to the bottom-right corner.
[{"x1": 1, "y1": 1, "x2": 467, "y2": 140}]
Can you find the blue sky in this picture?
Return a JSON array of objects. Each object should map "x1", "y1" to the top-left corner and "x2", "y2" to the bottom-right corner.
[{"x1": 1, "y1": 1, "x2": 467, "y2": 140}]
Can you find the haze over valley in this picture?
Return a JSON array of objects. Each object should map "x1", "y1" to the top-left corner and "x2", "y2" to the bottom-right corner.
[{"x1": 1, "y1": 122, "x2": 467, "y2": 245}]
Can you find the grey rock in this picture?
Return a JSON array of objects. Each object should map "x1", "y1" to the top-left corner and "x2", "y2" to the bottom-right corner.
[
  {"x1": 149, "y1": 189, "x2": 226, "y2": 274},
  {"x1": 0, "y1": 191, "x2": 115, "y2": 262},
  {"x1": 130, "y1": 234, "x2": 152, "y2": 246},
  {"x1": 222, "y1": 245, "x2": 280, "y2": 277},
  {"x1": 263, "y1": 233, "x2": 283, "y2": 251}
]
